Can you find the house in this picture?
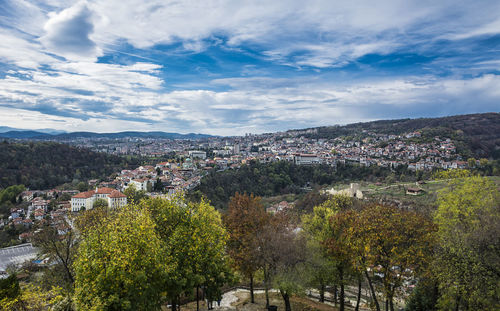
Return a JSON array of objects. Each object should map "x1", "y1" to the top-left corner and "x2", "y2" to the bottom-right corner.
[
  {"x1": 127, "y1": 178, "x2": 153, "y2": 191},
  {"x1": 71, "y1": 187, "x2": 127, "y2": 212},
  {"x1": 34, "y1": 209, "x2": 45, "y2": 221},
  {"x1": 31, "y1": 198, "x2": 49, "y2": 212},
  {"x1": 406, "y1": 187, "x2": 424, "y2": 196}
]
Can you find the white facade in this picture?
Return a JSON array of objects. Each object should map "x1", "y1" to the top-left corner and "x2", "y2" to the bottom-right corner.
[
  {"x1": 188, "y1": 150, "x2": 207, "y2": 159},
  {"x1": 71, "y1": 188, "x2": 127, "y2": 212},
  {"x1": 293, "y1": 154, "x2": 320, "y2": 165}
]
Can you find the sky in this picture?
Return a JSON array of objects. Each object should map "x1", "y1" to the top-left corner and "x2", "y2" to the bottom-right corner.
[{"x1": 0, "y1": 0, "x2": 499, "y2": 135}]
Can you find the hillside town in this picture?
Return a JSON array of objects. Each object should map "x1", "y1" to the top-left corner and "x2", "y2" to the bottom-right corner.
[
  {"x1": 60, "y1": 128, "x2": 467, "y2": 171},
  {"x1": 1, "y1": 128, "x2": 471, "y2": 244}
]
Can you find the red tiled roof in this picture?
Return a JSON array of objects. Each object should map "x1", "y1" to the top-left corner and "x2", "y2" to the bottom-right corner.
[
  {"x1": 108, "y1": 190, "x2": 127, "y2": 198},
  {"x1": 95, "y1": 187, "x2": 115, "y2": 194},
  {"x1": 72, "y1": 190, "x2": 95, "y2": 199}
]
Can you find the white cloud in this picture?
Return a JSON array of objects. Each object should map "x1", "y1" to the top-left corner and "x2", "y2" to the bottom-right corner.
[
  {"x1": 3, "y1": 70, "x2": 498, "y2": 135},
  {"x1": 40, "y1": 1, "x2": 102, "y2": 61}
]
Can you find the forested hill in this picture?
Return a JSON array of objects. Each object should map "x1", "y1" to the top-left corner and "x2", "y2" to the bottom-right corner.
[
  {"x1": 191, "y1": 160, "x2": 399, "y2": 209},
  {"x1": 0, "y1": 141, "x2": 140, "y2": 189},
  {"x1": 303, "y1": 113, "x2": 500, "y2": 158}
]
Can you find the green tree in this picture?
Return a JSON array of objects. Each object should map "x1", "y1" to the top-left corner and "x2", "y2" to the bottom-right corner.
[
  {"x1": 302, "y1": 194, "x2": 355, "y2": 311},
  {"x1": 0, "y1": 274, "x2": 20, "y2": 302},
  {"x1": 76, "y1": 182, "x2": 88, "y2": 193},
  {"x1": 139, "y1": 195, "x2": 233, "y2": 311},
  {"x1": 123, "y1": 184, "x2": 147, "y2": 203},
  {"x1": 434, "y1": 175, "x2": 500, "y2": 310},
  {"x1": 74, "y1": 205, "x2": 170, "y2": 310},
  {"x1": 92, "y1": 198, "x2": 108, "y2": 209}
]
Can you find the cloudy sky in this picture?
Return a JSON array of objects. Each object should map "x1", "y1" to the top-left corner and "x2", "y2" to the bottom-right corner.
[{"x1": 0, "y1": 0, "x2": 499, "y2": 135}]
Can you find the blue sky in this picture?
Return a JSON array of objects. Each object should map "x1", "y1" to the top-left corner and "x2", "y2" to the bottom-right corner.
[{"x1": 0, "y1": 0, "x2": 499, "y2": 135}]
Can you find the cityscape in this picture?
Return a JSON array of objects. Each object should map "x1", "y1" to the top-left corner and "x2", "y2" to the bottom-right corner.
[{"x1": 0, "y1": 0, "x2": 499, "y2": 310}]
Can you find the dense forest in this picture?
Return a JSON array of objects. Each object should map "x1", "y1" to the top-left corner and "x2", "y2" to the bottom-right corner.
[
  {"x1": 303, "y1": 112, "x2": 500, "y2": 159},
  {"x1": 191, "y1": 160, "x2": 411, "y2": 209},
  {"x1": 0, "y1": 141, "x2": 140, "y2": 189}
]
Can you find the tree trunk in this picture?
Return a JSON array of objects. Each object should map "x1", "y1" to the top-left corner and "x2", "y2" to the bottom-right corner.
[
  {"x1": 171, "y1": 297, "x2": 177, "y2": 311},
  {"x1": 364, "y1": 270, "x2": 381, "y2": 311},
  {"x1": 385, "y1": 299, "x2": 388, "y2": 311},
  {"x1": 333, "y1": 285, "x2": 337, "y2": 306},
  {"x1": 196, "y1": 286, "x2": 200, "y2": 311},
  {"x1": 339, "y1": 267, "x2": 345, "y2": 311},
  {"x1": 264, "y1": 267, "x2": 270, "y2": 308},
  {"x1": 389, "y1": 296, "x2": 394, "y2": 311},
  {"x1": 455, "y1": 291, "x2": 461, "y2": 311},
  {"x1": 320, "y1": 283, "x2": 325, "y2": 303},
  {"x1": 355, "y1": 277, "x2": 362, "y2": 311},
  {"x1": 250, "y1": 273, "x2": 255, "y2": 303},
  {"x1": 281, "y1": 291, "x2": 292, "y2": 311}
]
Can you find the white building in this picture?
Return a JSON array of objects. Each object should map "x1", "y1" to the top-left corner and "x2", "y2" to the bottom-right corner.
[
  {"x1": 127, "y1": 178, "x2": 153, "y2": 191},
  {"x1": 293, "y1": 153, "x2": 320, "y2": 165},
  {"x1": 71, "y1": 187, "x2": 127, "y2": 212},
  {"x1": 188, "y1": 150, "x2": 207, "y2": 159}
]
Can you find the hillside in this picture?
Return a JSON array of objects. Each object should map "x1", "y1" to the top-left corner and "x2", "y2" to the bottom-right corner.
[
  {"x1": 0, "y1": 141, "x2": 140, "y2": 189},
  {"x1": 191, "y1": 160, "x2": 402, "y2": 209},
  {"x1": 303, "y1": 112, "x2": 500, "y2": 158}
]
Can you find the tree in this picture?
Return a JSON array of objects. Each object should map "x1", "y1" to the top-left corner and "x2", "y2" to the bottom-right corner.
[
  {"x1": 224, "y1": 192, "x2": 269, "y2": 303},
  {"x1": 259, "y1": 214, "x2": 306, "y2": 311},
  {"x1": 302, "y1": 194, "x2": 355, "y2": 311},
  {"x1": 467, "y1": 157, "x2": 476, "y2": 168},
  {"x1": 76, "y1": 182, "x2": 88, "y2": 193},
  {"x1": 0, "y1": 185, "x2": 25, "y2": 205},
  {"x1": 33, "y1": 219, "x2": 78, "y2": 291},
  {"x1": 74, "y1": 205, "x2": 170, "y2": 310},
  {"x1": 0, "y1": 274, "x2": 20, "y2": 302},
  {"x1": 350, "y1": 204, "x2": 436, "y2": 311},
  {"x1": 1, "y1": 282, "x2": 66, "y2": 311},
  {"x1": 303, "y1": 239, "x2": 336, "y2": 303},
  {"x1": 92, "y1": 198, "x2": 108, "y2": 209},
  {"x1": 434, "y1": 175, "x2": 500, "y2": 310},
  {"x1": 123, "y1": 184, "x2": 147, "y2": 203},
  {"x1": 139, "y1": 195, "x2": 233, "y2": 311},
  {"x1": 146, "y1": 181, "x2": 153, "y2": 193}
]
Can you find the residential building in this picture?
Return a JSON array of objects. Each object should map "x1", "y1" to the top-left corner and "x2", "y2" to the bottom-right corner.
[{"x1": 71, "y1": 187, "x2": 127, "y2": 212}]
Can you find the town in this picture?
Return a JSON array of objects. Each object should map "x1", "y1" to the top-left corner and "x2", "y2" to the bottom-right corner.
[{"x1": 1, "y1": 127, "x2": 471, "y2": 245}]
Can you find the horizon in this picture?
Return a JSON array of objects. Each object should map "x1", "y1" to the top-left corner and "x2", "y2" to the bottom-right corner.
[
  {"x1": 0, "y1": 112, "x2": 498, "y2": 136},
  {"x1": 1, "y1": 1, "x2": 499, "y2": 135}
]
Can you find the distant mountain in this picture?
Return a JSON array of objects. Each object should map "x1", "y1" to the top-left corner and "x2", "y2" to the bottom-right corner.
[
  {"x1": 53, "y1": 131, "x2": 214, "y2": 140},
  {"x1": 0, "y1": 130, "x2": 52, "y2": 139},
  {"x1": 0, "y1": 127, "x2": 66, "y2": 135},
  {"x1": 0, "y1": 130, "x2": 214, "y2": 140}
]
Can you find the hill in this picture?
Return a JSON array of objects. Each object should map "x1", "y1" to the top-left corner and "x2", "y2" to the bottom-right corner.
[
  {"x1": 0, "y1": 141, "x2": 141, "y2": 189},
  {"x1": 0, "y1": 130, "x2": 214, "y2": 140},
  {"x1": 303, "y1": 112, "x2": 500, "y2": 158}
]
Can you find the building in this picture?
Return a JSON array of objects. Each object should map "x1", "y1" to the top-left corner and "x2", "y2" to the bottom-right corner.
[
  {"x1": 406, "y1": 187, "x2": 424, "y2": 196},
  {"x1": 293, "y1": 153, "x2": 320, "y2": 165},
  {"x1": 127, "y1": 178, "x2": 152, "y2": 191},
  {"x1": 188, "y1": 150, "x2": 207, "y2": 159},
  {"x1": 71, "y1": 187, "x2": 127, "y2": 212},
  {"x1": 324, "y1": 183, "x2": 364, "y2": 199}
]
